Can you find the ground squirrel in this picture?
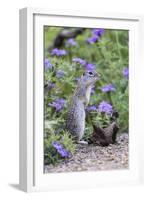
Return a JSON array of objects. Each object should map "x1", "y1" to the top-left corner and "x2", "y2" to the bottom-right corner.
[{"x1": 66, "y1": 70, "x2": 99, "y2": 143}]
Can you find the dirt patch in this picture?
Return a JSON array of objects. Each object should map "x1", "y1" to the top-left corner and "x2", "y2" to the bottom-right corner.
[{"x1": 44, "y1": 133, "x2": 129, "y2": 173}]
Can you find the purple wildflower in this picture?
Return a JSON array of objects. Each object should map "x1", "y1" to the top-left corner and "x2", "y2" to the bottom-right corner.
[
  {"x1": 52, "y1": 141, "x2": 69, "y2": 158},
  {"x1": 86, "y1": 28, "x2": 104, "y2": 44},
  {"x1": 98, "y1": 101, "x2": 113, "y2": 115},
  {"x1": 52, "y1": 141, "x2": 61, "y2": 149},
  {"x1": 44, "y1": 58, "x2": 53, "y2": 70},
  {"x1": 86, "y1": 105, "x2": 98, "y2": 112},
  {"x1": 92, "y1": 28, "x2": 105, "y2": 37},
  {"x1": 47, "y1": 82, "x2": 55, "y2": 90},
  {"x1": 48, "y1": 98, "x2": 65, "y2": 112},
  {"x1": 72, "y1": 57, "x2": 86, "y2": 66},
  {"x1": 101, "y1": 84, "x2": 115, "y2": 93},
  {"x1": 56, "y1": 70, "x2": 65, "y2": 78},
  {"x1": 51, "y1": 48, "x2": 67, "y2": 56},
  {"x1": 65, "y1": 38, "x2": 77, "y2": 46},
  {"x1": 86, "y1": 35, "x2": 99, "y2": 44},
  {"x1": 84, "y1": 63, "x2": 95, "y2": 71},
  {"x1": 122, "y1": 67, "x2": 129, "y2": 79}
]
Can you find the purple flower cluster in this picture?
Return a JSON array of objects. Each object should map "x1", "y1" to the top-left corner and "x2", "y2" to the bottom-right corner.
[
  {"x1": 86, "y1": 35, "x2": 98, "y2": 44},
  {"x1": 86, "y1": 28, "x2": 104, "y2": 44},
  {"x1": 52, "y1": 141, "x2": 70, "y2": 158},
  {"x1": 101, "y1": 84, "x2": 115, "y2": 93},
  {"x1": 44, "y1": 58, "x2": 53, "y2": 70},
  {"x1": 48, "y1": 98, "x2": 65, "y2": 112},
  {"x1": 51, "y1": 48, "x2": 67, "y2": 56},
  {"x1": 72, "y1": 57, "x2": 86, "y2": 66},
  {"x1": 122, "y1": 67, "x2": 129, "y2": 79},
  {"x1": 47, "y1": 82, "x2": 55, "y2": 90},
  {"x1": 56, "y1": 70, "x2": 65, "y2": 78},
  {"x1": 98, "y1": 101, "x2": 113, "y2": 115},
  {"x1": 92, "y1": 28, "x2": 105, "y2": 37},
  {"x1": 65, "y1": 38, "x2": 77, "y2": 46},
  {"x1": 84, "y1": 63, "x2": 95, "y2": 71},
  {"x1": 72, "y1": 57, "x2": 95, "y2": 71},
  {"x1": 86, "y1": 101, "x2": 113, "y2": 115}
]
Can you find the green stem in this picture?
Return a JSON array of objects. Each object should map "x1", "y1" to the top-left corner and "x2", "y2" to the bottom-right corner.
[
  {"x1": 107, "y1": 92, "x2": 113, "y2": 105},
  {"x1": 86, "y1": 112, "x2": 93, "y2": 126}
]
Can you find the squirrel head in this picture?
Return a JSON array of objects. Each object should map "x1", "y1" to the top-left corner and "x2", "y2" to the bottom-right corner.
[
  {"x1": 74, "y1": 70, "x2": 100, "y2": 104},
  {"x1": 79, "y1": 70, "x2": 100, "y2": 87}
]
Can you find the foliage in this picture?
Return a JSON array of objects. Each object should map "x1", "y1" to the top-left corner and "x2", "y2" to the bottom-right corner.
[
  {"x1": 44, "y1": 130, "x2": 76, "y2": 165},
  {"x1": 44, "y1": 27, "x2": 129, "y2": 165}
]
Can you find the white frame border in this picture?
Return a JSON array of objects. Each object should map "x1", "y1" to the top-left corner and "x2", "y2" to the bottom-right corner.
[{"x1": 19, "y1": 8, "x2": 144, "y2": 192}]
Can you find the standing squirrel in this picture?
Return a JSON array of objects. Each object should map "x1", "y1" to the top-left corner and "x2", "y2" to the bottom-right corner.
[{"x1": 66, "y1": 70, "x2": 99, "y2": 143}]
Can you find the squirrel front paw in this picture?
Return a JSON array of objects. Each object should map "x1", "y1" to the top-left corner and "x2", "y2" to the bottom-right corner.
[{"x1": 77, "y1": 140, "x2": 88, "y2": 145}]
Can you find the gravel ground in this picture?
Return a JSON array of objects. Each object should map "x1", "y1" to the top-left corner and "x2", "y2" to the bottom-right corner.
[{"x1": 44, "y1": 133, "x2": 129, "y2": 173}]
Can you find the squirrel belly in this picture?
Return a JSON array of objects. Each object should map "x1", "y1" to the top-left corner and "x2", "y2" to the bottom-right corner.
[
  {"x1": 85, "y1": 85, "x2": 92, "y2": 106},
  {"x1": 66, "y1": 96, "x2": 85, "y2": 141}
]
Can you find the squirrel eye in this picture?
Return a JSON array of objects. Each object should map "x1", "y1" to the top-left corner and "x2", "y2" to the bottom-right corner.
[{"x1": 89, "y1": 71, "x2": 94, "y2": 76}]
